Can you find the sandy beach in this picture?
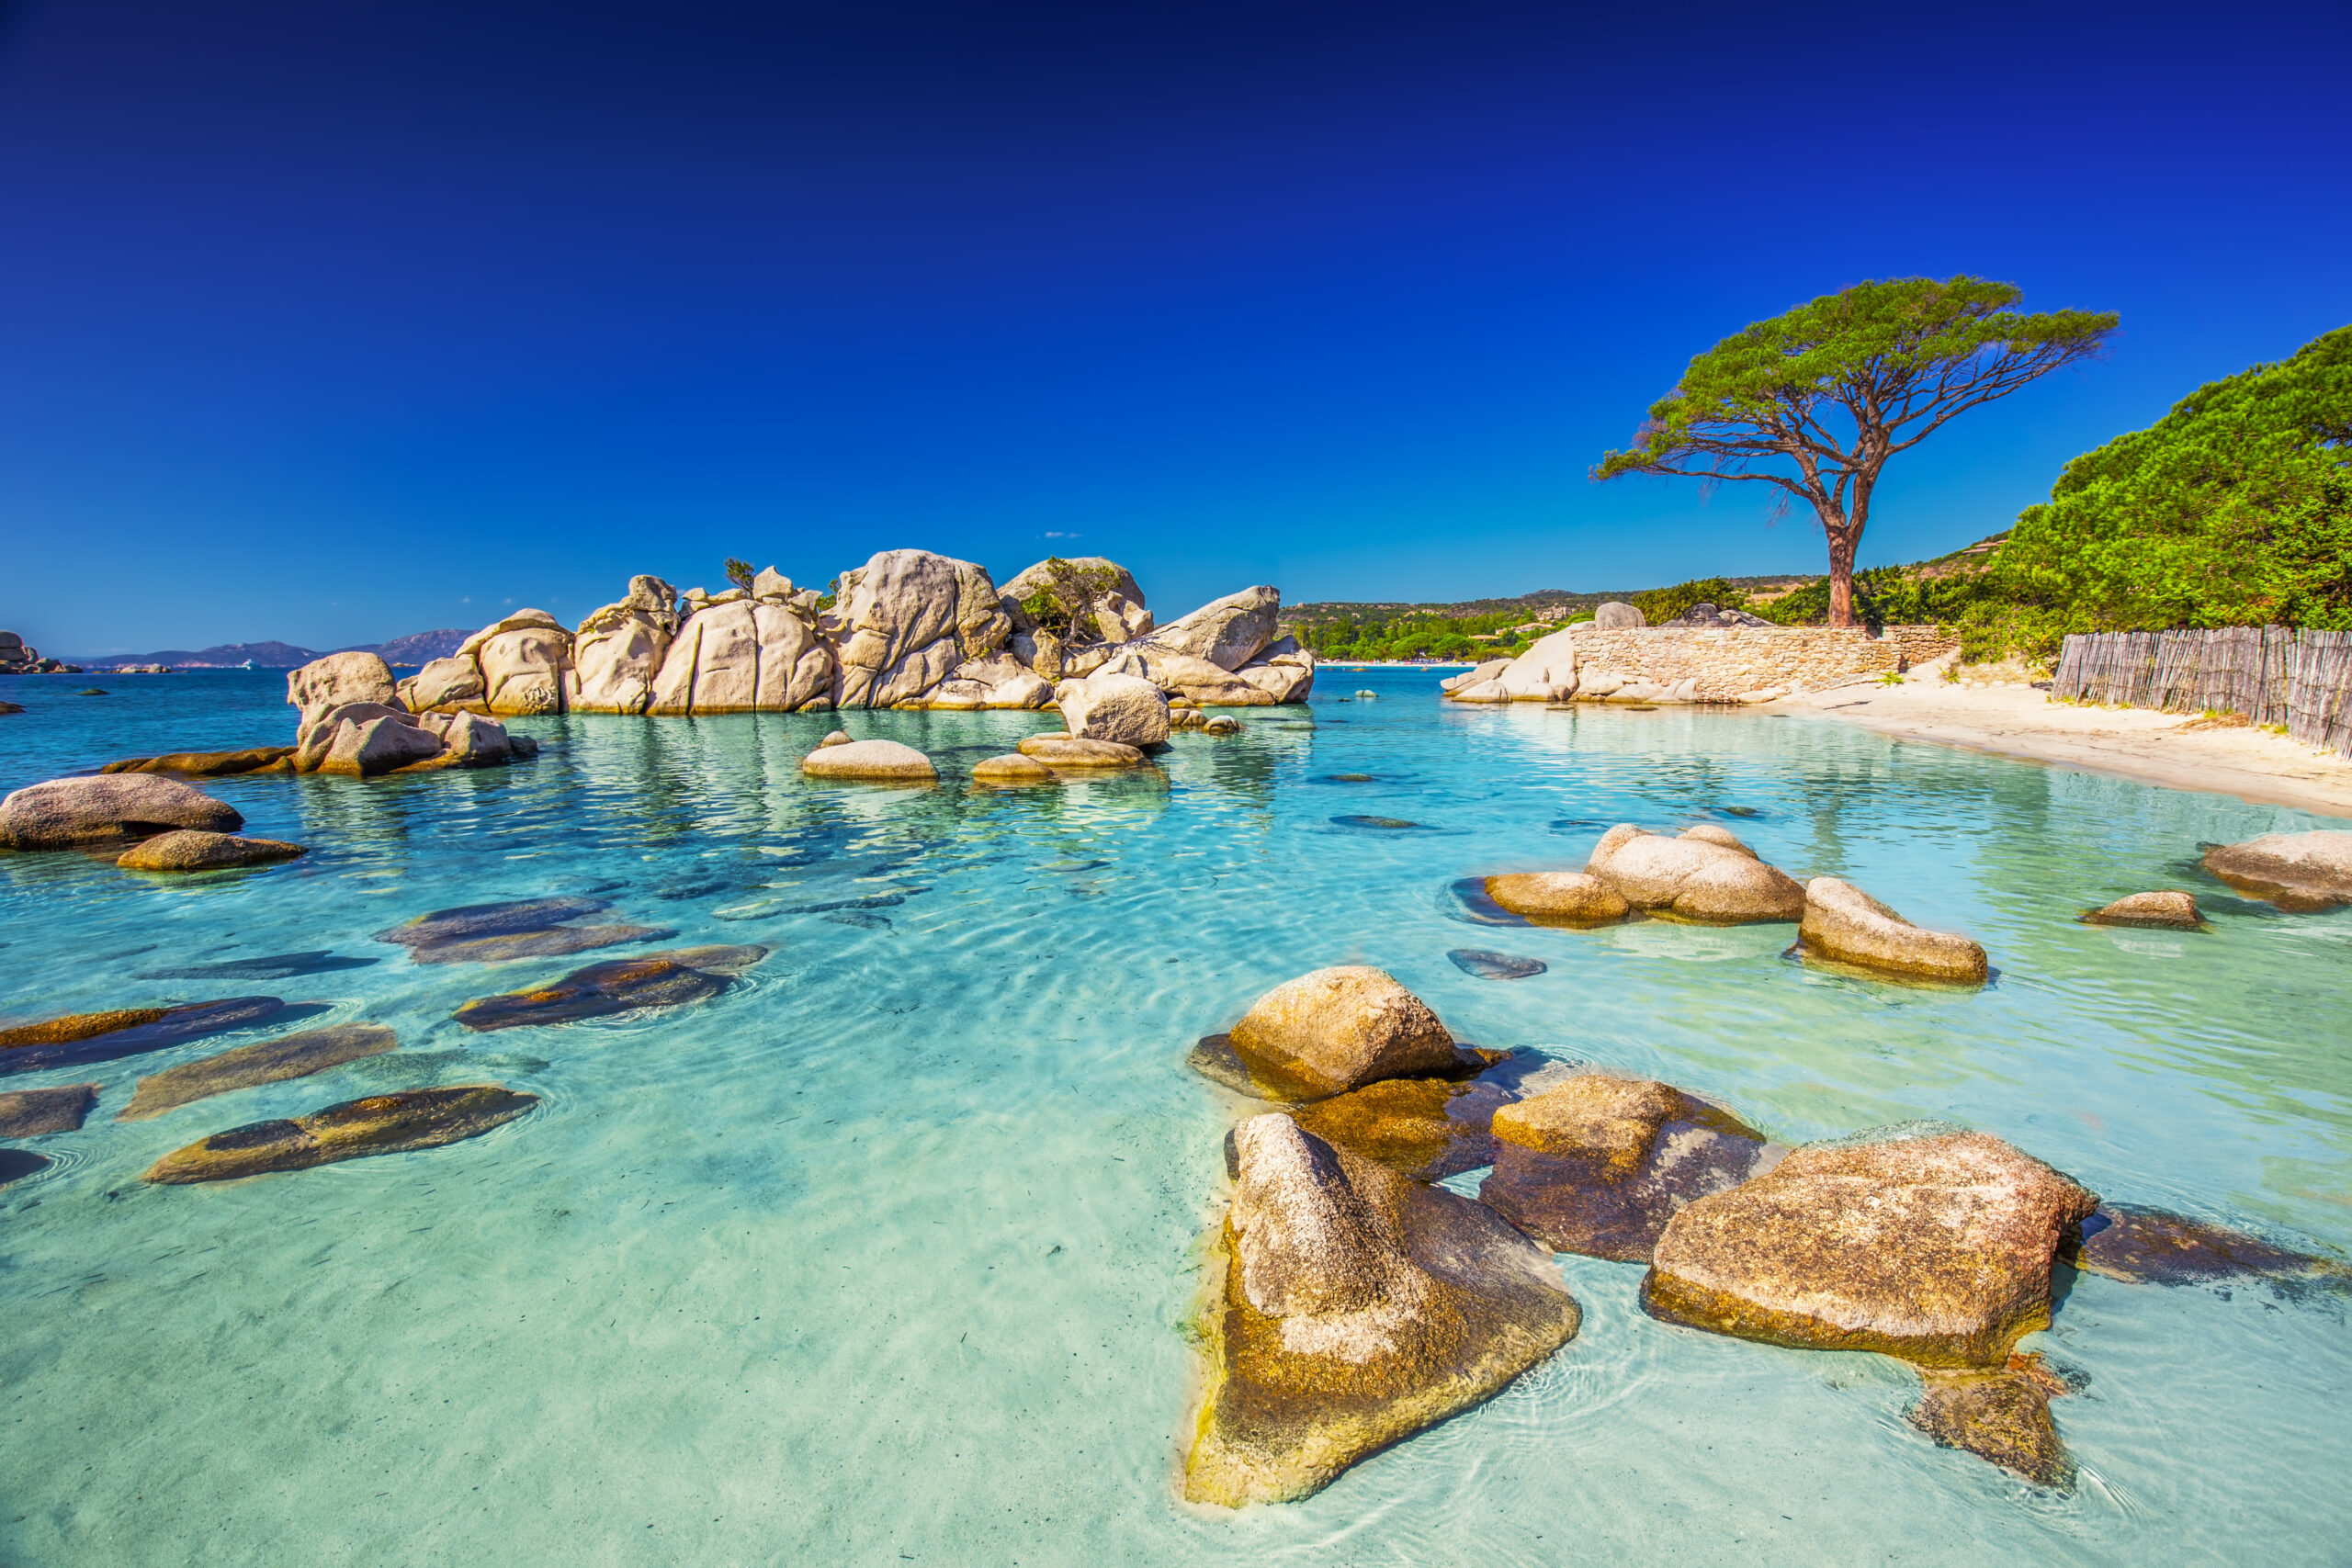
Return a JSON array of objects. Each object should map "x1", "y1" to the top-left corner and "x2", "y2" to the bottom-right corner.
[{"x1": 1781, "y1": 677, "x2": 2352, "y2": 819}]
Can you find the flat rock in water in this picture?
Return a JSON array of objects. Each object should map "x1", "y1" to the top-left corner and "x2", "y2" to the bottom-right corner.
[
  {"x1": 143, "y1": 1084, "x2": 537, "y2": 1183},
  {"x1": 401, "y1": 923, "x2": 672, "y2": 965},
  {"x1": 1015, "y1": 735, "x2": 1146, "y2": 767},
  {"x1": 2200, "y1": 829, "x2": 2352, "y2": 910},
  {"x1": 1644, "y1": 1125, "x2": 2097, "y2": 1367},
  {"x1": 799, "y1": 739, "x2": 937, "y2": 781},
  {"x1": 116, "y1": 830, "x2": 307, "y2": 872},
  {"x1": 118, "y1": 1023, "x2": 399, "y2": 1121},
  {"x1": 1480, "y1": 1073, "x2": 1771, "y2": 1261},
  {"x1": 971, "y1": 752, "x2": 1055, "y2": 784},
  {"x1": 1482, "y1": 872, "x2": 1631, "y2": 926},
  {"x1": 1183, "y1": 1114, "x2": 1580, "y2": 1506},
  {"x1": 1795, "y1": 877, "x2": 1988, "y2": 984},
  {"x1": 454, "y1": 945, "x2": 768, "y2": 1031},
  {"x1": 100, "y1": 747, "x2": 295, "y2": 777},
  {"x1": 0, "y1": 998, "x2": 286, "y2": 1075},
  {"x1": 1446, "y1": 948, "x2": 1547, "y2": 980},
  {"x1": 2083, "y1": 890, "x2": 2203, "y2": 929},
  {"x1": 2069, "y1": 1205, "x2": 2343, "y2": 1286},
  {"x1": 1286, "y1": 1073, "x2": 1518, "y2": 1181},
  {"x1": 0, "y1": 1083, "x2": 98, "y2": 1136},
  {"x1": 1908, "y1": 1357, "x2": 2075, "y2": 1489},
  {"x1": 376, "y1": 896, "x2": 611, "y2": 950}
]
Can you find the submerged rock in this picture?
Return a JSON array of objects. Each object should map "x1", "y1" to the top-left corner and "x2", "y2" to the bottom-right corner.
[
  {"x1": 2200, "y1": 829, "x2": 2352, "y2": 910},
  {"x1": 374, "y1": 896, "x2": 664, "y2": 964},
  {"x1": 1482, "y1": 872, "x2": 1632, "y2": 926},
  {"x1": 144, "y1": 1084, "x2": 537, "y2": 1183},
  {"x1": 798, "y1": 739, "x2": 938, "y2": 782},
  {"x1": 1217, "y1": 967, "x2": 1462, "y2": 1101},
  {"x1": 2083, "y1": 890, "x2": 2204, "y2": 929},
  {"x1": 116, "y1": 830, "x2": 307, "y2": 872},
  {"x1": 1908, "y1": 1355, "x2": 2075, "y2": 1489},
  {"x1": 100, "y1": 747, "x2": 296, "y2": 777},
  {"x1": 1016, "y1": 735, "x2": 1146, "y2": 767},
  {"x1": 1287, "y1": 1073, "x2": 1517, "y2": 1182},
  {"x1": 0, "y1": 1083, "x2": 98, "y2": 1136},
  {"x1": 1445, "y1": 948, "x2": 1546, "y2": 980},
  {"x1": 454, "y1": 945, "x2": 768, "y2": 1031},
  {"x1": 0, "y1": 774, "x2": 243, "y2": 851},
  {"x1": 0, "y1": 1149, "x2": 51, "y2": 1187},
  {"x1": 1201, "y1": 716, "x2": 1242, "y2": 736},
  {"x1": 971, "y1": 753, "x2": 1055, "y2": 784},
  {"x1": 1480, "y1": 1074, "x2": 1771, "y2": 1261},
  {"x1": 1585, "y1": 825, "x2": 1804, "y2": 923},
  {"x1": 1796, "y1": 878, "x2": 1988, "y2": 983},
  {"x1": 2069, "y1": 1205, "x2": 2345, "y2": 1286},
  {"x1": 0, "y1": 997, "x2": 286, "y2": 1074},
  {"x1": 118, "y1": 1023, "x2": 399, "y2": 1122},
  {"x1": 1644, "y1": 1126, "x2": 2097, "y2": 1367},
  {"x1": 1182, "y1": 1113, "x2": 1580, "y2": 1506}
]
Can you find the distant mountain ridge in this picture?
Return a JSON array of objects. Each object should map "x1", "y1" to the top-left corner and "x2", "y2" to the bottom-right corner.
[{"x1": 61, "y1": 629, "x2": 472, "y2": 670}]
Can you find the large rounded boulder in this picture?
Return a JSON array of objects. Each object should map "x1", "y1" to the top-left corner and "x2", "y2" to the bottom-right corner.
[
  {"x1": 2200, "y1": 829, "x2": 2352, "y2": 910},
  {"x1": 1798, "y1": 877, "x2": 1988, "y2": 983},
  {"x1": 0, "y1": 774, "x2": 243, "y2": 850},
  {"x1": 1584, "y1": 824, "x2": 1804, "y2": 922},
  {"x1": 1216, "y1": 966, "x2": 1459, "y2": 1101},
  {"x1": 1054, "y1": 671, "x2": 1170, "y2": 746}
]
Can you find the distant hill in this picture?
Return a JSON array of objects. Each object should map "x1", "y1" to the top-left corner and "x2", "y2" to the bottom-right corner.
[{"x1": 62, "y1": 628, "x2": 474, "y2": 670}]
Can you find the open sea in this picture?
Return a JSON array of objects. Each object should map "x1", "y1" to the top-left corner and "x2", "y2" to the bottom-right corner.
[{"x1": 1, "y1": 665, "x2": 2346, "y2": 1566}]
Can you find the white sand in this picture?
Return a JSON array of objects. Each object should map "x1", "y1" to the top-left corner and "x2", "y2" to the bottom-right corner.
[{"x1": 1781, "y1": 679, "x2": 2352, "y2": 819}]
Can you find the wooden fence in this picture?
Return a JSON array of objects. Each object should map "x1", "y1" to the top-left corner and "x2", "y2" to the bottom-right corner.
[{"x1": 2053, "y1": 627, "x2": 2352, "y2": 756}]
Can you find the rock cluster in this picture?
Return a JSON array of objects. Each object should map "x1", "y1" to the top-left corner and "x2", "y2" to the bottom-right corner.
[
  {"x1": 1442, "y1": 624, "x2": 1958, "y2": 705},
  {"x1": 0, "y1": 630, "x2": 75, "y2": 673},
  {"x1": 281, "y1": 653, "x2": 537, "y2": 776},
  {"x1": 304, "y1": 551, "x2": 1310, "y2": 725},
  {"x1": 1480, "y1": 824, "x2": 1803, "y2": 929}
]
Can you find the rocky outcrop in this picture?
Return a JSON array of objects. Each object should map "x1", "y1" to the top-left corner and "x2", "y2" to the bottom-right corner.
[
  {"x1": 799, "y1": 739, "x2": 938, "y2": 782},
  {"x1": 1797, "y1": 877, "x2": 1988, "y2": 983},
  {"x1": 1143, "y1": 585, "x2": 1281, "y2": 672},
  {"x1": 453, "y1": 944, "x2": 767, "y2": 1031},
  {"x1": 100, "y1": 747, "x2": 295, "y2": 777},
  {"x1": 0, "y1": 1084, "x2": 98, "y2": 1136},
  {"x1": 0, "y1": 774, "x2": 243, "y2": 850},
  {"x1": 1212, "y1": 967, "x2": 1461, "y2": 1102},
  {"x1": 2201, "y1": 829, "x2": 2352, "y2": 910},
  {"x1": 1233, "y1": 637, "x2": 1316, "y2": 704},
  {"x1": 568, "y1": 575, "x2": 679, "y2": 714},
  {"x1": 143, "y1": 1084, "x2": 537, "y2": 1183},
  {"x1": 376, "y1": 896, "x2": 664, "y2": 964},
  {"x1": 119, "y1": 1023, "x2": 398, "y2": 1121},
  {"x1": 1644, "y1": 1125, "x2": 2097, "y2": 1367},
  {"x1": 1182, "y1": 1113, "x2": 1580, "y2": 1506},
  {"x1": 2084, "y1": 890, "x2": 2204, "y2": 929},
  {"x1": 1482, "y1": 871, "x2": 1632, "y2": 925},
  {"x1": 1478, "y1": 1074, "x2": 1771, "y2": 1261},
  {"x1": 281, "y1": 661, "x2": 535, "y2": 775},
  {"x1": 287, "y1": 651, "x2": 400, "y2": 728},
  {"x1": 0, "y1": 997, "x2": 287, "y2": 1074},
  {"x1": 1054, "y1": 671, "x2": 1170, "y2": 746},
  {"x1": 1583, "y1": 825, "x2": 1805, "y2": 923},
  {"x1": 116, "y1": 830, "x2": 306, "y2": 872},
  {"x1": 1439, "y1": 659, "x2": 1510, "y2": 694},
  {"x1": 824, "y1": 549, "x2": 1011, "y2": 708}
]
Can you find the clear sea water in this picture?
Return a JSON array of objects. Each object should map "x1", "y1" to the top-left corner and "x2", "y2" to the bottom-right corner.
[{"x1": 1, "y1": 666, "x2": 2346, "y2": 1566}]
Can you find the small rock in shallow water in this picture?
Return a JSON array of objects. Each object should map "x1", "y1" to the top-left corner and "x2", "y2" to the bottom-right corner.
[
  {"x1": 1795, "y1": 877, "x2": 1987, "y2": 984},
  {"x1": 1215, "y1": 966, "x2": 1462, "y2": 1101},
  {"x1": 1183, "y1": 1113, "x2": 1579, "y2": 1506},
  {"x1": 1330, "y1": 815, "x2": 1426, "y2": 830},
  {"x1": 2069, "y1": 1205, "x2": 2343, "y2": 1286},
  {"x1": 2083, "y1": 890, "x2": 2203, "y2": 929},
  {"x1": 0, "y1": 998, "x2": 287, "y2": 1074},
  {"x1": 118, "y1": 1023, "x2": 398, "y2": 1122},
  {"x1": 1447, "y1": 948, "x2": 1546, "y2": 979},
  {"x1": 0, "y1": 1083, "x2": 98, "y2": 1136},
  {"x1": 0, "y1": 1148, "x2": 50, "y2": 1186},
  {"x1": 143, "y1": 1084, "x2": 537, "y2": 1183},
  {"x1": 972, "y1": 753, "x2": 1055, "y2": 784},
  {"x1": 2199, "y1": 829, "x2": 2352, "y2": 910},
  {"x1": 1908, "y1": 1356, "x2": 2075, "y2": 1489},
  {"x1": 116, "y1": 830, "x2": 307, "y2": 872},
  {"x1": 1202, "y1": 716, "x2": 1241, "y2": 735},
  {"x1": 799, "y1": 739, "x2": 937, "y2": 782},
  {"x1": 1479, "y1": 1074, "x2": 1770, "y2": 1261},
  {"x1": 818, "y1": 730, "x2": 853, "y2": 748},
  {"x1": 454, "y1": 945, "x2": 767, "y2": 1031},
  {"x1": 1482, "y1": 872, "x2": 1631, "y2": 926}
]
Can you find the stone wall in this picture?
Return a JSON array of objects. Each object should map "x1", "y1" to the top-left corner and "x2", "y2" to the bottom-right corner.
[{"x1": 1564, "y1": 625, "x2": 1959, "y2": 700}]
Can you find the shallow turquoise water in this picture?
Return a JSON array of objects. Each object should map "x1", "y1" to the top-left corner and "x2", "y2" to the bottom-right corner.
[{"x1": 1, "y1": 668, "x2": 2346, "y2": 1565}]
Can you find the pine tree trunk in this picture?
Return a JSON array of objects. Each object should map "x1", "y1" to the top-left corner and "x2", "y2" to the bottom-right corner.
[{"x1": 1826, "y1": 527, "x2": 1860, "y2": 628}]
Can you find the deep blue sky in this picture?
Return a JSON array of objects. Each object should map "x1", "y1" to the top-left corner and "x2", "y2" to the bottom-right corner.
[{"x1": 3, "y1": 0, "x2": 2347, "y2": 653}]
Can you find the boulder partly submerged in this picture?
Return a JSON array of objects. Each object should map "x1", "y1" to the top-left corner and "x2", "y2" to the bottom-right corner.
[
  {"x1": 2201, "y1": 829, "x2": 2352, "y2": 910},
  {"x1": 1481, "y1": 872, "x2": 1632, "y2": 926},
  {"x1": 116, "y1": 830, "x2": 307, "y2": 873},
  {"x1": 1015, "y1": 735, "x2": 1147, "y2": 768},
  {"x1": 2069, "y1": 1204, "x2": 2346, "y2": 1287},
  {"x1": 1287, "y1": 1071, "x2": 1518, "y2": 1183},
  {"x1": 1909, "y1": 1356, "x2": 2075, "y2": 1489},
  {"x1": 1584, "y1": 825, "x2": 1804, "y2": 923},
  {"x1": 2082, "y1": 890, "x2": 2204, "y2": 929},
  {"x1": 0, "y1": 1083, "x2": 98, "y2": 1136},
  {"x1": 454, "y1": 945, "x2": 768, "y2": 1031},
  {"x1": 0, "y1": 998, "x2": 286, "y2": 1075},
  {"x1": 143, "y1": 1084, "x2": 537, "y2": 1183},
  {"x1": 375, "y1": 897, "x2": 666, "y2": 964},
  {"x1": 1182, "y1": 1113, "x2": 1580, "y2": 1507},
  {"x1": 971, "y1": 753, "x2": 1056, "y2": 784},
  {"x1": 1644, "y1": 1124, "x2": 2097, "y2": 1368},
  {"x1": 1796, "y1": 877, "x2": 1988, "y2": 984},
  {"x1": 0, "y1": 774, "x2": 243, "y2": 851},
  {"x1": 118, "y1": 1023, "x2": 399, "y2": 1122},
  {"x1": 101, "y1": 746, "x2": 296, "y2": 777},
  {"x1": 1198, "y1": 966, "x2": 1464, "y2": 1102},
  {"x1": 1479, "y1": 1073, "x2": 1772, "y2": 1261},
  {"x1": 798, "y1": 739, "x2": 938, "y2": 783}
]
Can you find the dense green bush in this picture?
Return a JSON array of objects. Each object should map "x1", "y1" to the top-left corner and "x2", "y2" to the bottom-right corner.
[{"x1": 1629, "y1": 578, "x2": 1750, "y2": 624}]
